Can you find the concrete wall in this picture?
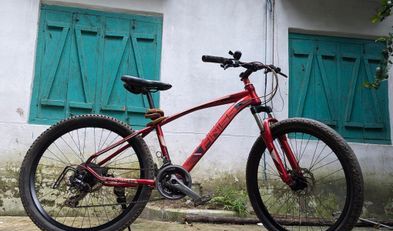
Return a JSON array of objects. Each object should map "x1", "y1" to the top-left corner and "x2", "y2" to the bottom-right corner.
[{"x1": 0, "y1": 0, "x2": 392, "y2": 218}]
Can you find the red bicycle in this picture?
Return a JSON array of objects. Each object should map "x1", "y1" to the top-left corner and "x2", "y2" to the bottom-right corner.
[{"x1": 19, "y1": 51, "x2": 363, "y2": 231}]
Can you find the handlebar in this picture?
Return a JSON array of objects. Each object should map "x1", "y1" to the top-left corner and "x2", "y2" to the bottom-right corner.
[
  {"x1": 201, "y1": 52, "x2": 288, "y2": 78},
  {"x1": 201, "y1": 55, "x2": 231, "y2": 64}
]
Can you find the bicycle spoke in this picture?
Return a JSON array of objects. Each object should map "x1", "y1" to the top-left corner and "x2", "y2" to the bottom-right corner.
[
  {"x1": 299, "y1": 134, "x2": 311, "y2": 163},
  {"x1": 311, "y1": 158, "x2": 338, "y2": 172},
  {"x1": 99, "y1": 131, "x2": 113, "y2": 151},
  {"x1": 31, "y1": 124, "x2": 146, "y2": 229},
  {"x1": 82, "y1": 128, "x2": 87, "y2": 160},
  {"x1": 308, "y1": 144, "x2": 328, "y2": 170},
  {"x1": 68, "y1": 132, "x2": 83, "y2": 159},
  {"x1": 60, "y1": 136, "x2": 84, "y2": 162},
  {"x1": 257, "y1": 129, "x2": 347, "y2": 231},
  {"x1": 53, "y1": 141, "x2": 73, "y2": 163}
]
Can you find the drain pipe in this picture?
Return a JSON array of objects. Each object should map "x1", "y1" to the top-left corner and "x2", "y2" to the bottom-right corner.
[{"x1": 262, "y1": 0, "x2": 275, "y2": 181}]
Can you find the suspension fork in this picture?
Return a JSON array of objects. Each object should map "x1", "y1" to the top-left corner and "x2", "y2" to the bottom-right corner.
[{"x1": 251, "y1": 107, "x2": 302, "y2": 186}]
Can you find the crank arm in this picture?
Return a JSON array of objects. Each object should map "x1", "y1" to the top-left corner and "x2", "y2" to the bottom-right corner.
[
  {"x1": 166, "y1": 175, "x2": 212, "y2": 206},
  {"x1": 167, "y1": 175, "x2": 200, "y2": 201}
]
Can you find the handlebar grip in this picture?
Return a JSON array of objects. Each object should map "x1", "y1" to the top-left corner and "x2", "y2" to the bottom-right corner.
[{"x1": 202, "y1": 55, "x2": 228, "y2": 63}]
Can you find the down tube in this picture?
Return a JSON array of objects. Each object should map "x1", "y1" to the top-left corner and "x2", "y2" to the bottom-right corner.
[{"x1": 182, "y1": 97, "x2": 253, "y2": 172}]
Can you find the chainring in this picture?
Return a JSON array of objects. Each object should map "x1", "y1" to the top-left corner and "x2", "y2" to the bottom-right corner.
[{"x1": 156, "y1": 165, "x2": 192, "y2": 200}]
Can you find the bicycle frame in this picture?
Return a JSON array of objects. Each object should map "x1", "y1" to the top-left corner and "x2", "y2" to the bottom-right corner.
[{"x1": 82, "y1": 78, "x2": 301, "y2": 188}]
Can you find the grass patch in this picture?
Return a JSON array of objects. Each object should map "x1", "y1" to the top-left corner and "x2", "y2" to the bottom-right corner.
[
  {"x1": 211, "y1": 186, "x2": 249, "y2": 217},
  {"x1": 202, "y1": 173, "x2": 249, "y2": 217}
]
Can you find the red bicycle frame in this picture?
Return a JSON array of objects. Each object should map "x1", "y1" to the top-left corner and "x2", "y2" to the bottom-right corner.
[{"x1": 83, "y1": 78, "x2": 301, "y2": 188}]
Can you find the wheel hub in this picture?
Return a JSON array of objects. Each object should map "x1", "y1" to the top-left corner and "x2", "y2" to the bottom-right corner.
[
  {"x1": 64, "y1": 163, "x2": 108, "y2": 207},
  {"x1": 290, "y1": 168, "x2": 315, "y2": 195},
  {"x1": 68, "y1": 163, "x2": 108, "y2": 192}
]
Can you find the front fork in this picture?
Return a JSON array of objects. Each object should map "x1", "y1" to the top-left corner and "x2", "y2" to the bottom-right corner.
[{"x1": 251, "y1": 106, "x2": 302, "y2": 187}]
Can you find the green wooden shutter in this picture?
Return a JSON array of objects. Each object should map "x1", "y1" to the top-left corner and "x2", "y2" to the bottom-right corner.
[
  {"x1": 289, "y1": 39, "x2": 337, "y2": 127},
  {"x1": 30, "y1": 5, "x2": 162, "y2": 127},
  {"x1": 340, "y1": 41, "x2": 390, "y2": 142},
  {"x1": 100, "y1": 17, "x2": 135, "y2": 124},
  {"x1": 68, "y1": 13, "x2": 100, "y2": 115},
  {"x1": 289, "y1": 33, "x2": 390, "y2": 144},
  {"x1": 32, "y1": 10, "x2": 72, "y2": 121}
]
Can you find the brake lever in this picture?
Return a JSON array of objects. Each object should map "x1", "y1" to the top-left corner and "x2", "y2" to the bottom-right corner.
[
  {"x1": 264, "y1": 65, "x2": 288, "y2": 78},
  {"x1": 279, "y1": 72, "x2": 288, "y2": 78},
  {"x1": 220, "y1": 63, "x2": 230, "y2": 70},
  {"x1": 273, "y1": 66, "x2": 288, "y2": 78},
  {"x1": 220, "y1": 60, "x2": 240, "y2": 70}
]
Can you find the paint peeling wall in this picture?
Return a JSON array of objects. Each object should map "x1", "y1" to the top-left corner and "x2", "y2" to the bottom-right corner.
[{"x1": 0, "y1": 0, "x2": 392, "y2": 218}]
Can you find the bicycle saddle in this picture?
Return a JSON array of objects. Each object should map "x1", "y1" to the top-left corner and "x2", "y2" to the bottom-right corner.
[{"x1": 121, "y1": 75, "x2": 172, "y2": 94}]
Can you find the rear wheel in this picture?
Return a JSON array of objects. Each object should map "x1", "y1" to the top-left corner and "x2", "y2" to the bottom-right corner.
[
  {"x1": 246, "y1": 118, "x2": 363, "y2": 231},
  {"x1": 19, "y1": 114, "x2": 154, "y2": 231}
]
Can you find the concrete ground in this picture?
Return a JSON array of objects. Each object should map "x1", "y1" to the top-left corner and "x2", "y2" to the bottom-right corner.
[
  {"x1": 0, "y1": 216, "x2": 266, "y2": 231},
  {"x1": 0, "y1": 216, "x2": 380, "y2": 231}
]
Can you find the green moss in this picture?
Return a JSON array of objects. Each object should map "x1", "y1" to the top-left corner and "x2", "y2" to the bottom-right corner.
[
  {"x1": 362, "y1": 177, "x2": 393, "y2": 220},
  {"x1": 0, "y1": 162, "x2": 21, "y2": 198},
  {"x1": 40, "y1": 199, "x2": 56, "y2": 207}
]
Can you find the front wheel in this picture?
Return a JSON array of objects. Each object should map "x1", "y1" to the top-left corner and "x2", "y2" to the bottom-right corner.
[
  {"x1": 19, "y1": 114, "x2": 154, "y2": 231},
  {"x1": 246, "y1": 118, "x2": 363, "y2": 231}
]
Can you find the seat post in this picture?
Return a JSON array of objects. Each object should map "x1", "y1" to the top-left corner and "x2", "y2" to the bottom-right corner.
[{"x1": 145, "y1": 92, "x2": 155, "y2": 109}]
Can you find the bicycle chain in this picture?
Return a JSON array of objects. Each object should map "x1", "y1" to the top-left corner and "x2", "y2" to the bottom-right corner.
[
  {"x1": 61, "y1": 166, "x2": 166, "y2": 209},
  {"x1": 74, "y1": 196, "x2": 166, "y2": 208}
]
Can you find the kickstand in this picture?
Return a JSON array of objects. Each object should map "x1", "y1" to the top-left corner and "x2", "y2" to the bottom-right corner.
[
  {"x1": 114, "y1": 187, "x2": 132, "y2": 231},
  {"x1": 358, "y1": 218, "x2": 393, "y2": 230}
]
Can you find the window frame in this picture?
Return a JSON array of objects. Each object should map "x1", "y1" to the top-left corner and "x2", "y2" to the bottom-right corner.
[
  {"x1": 288, "y1": 33, "x2": 391, "y2": 144},
  {"x1": 29, "y1": 4, "x2": 163, "y2": 128}
]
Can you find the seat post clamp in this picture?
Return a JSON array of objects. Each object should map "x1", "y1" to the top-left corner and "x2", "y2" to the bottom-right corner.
[{"x1": 145, "y1": 109, "x2": 166, "y2": 126}]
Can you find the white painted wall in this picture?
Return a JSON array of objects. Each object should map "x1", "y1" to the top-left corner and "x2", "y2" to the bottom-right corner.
[
  {"x1": 1, "y1": 0, "x2": 393, "y2": 176},
  {"x1": 0, "y1": 0, "x2": 392, "y2": 215},
  {"x1": 0, "y1": 0, "x2": 267, "y2": 179}
]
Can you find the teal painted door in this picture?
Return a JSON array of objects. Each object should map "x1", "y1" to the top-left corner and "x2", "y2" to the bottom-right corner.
[
  {"x1": 289, "y1": 33, "x2": 390, "y2": 144},
  {"x1": 30, "y1": 5, "x2": 162, "y2": 127}
]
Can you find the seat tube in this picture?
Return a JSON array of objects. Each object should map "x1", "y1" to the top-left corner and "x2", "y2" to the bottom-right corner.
[
  {"x1": 155, "y1": 124, "x2": 171, "y2": 162},
  {"x1": 145, "y1": 92, "x2": 170, "y2": 161}
]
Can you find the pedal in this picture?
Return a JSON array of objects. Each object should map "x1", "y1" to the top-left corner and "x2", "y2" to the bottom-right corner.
[
  {"x1": 193, "y1": 195, "x2": 212, "y2": 206},
  {"x1": 166, "y1": 174, "x2": 211, "y2": 207}
]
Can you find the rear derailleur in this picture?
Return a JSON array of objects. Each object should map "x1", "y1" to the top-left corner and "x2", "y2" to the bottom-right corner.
[{"x1": 53, "y1": 163, "x2": 109, "y2": 208}]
